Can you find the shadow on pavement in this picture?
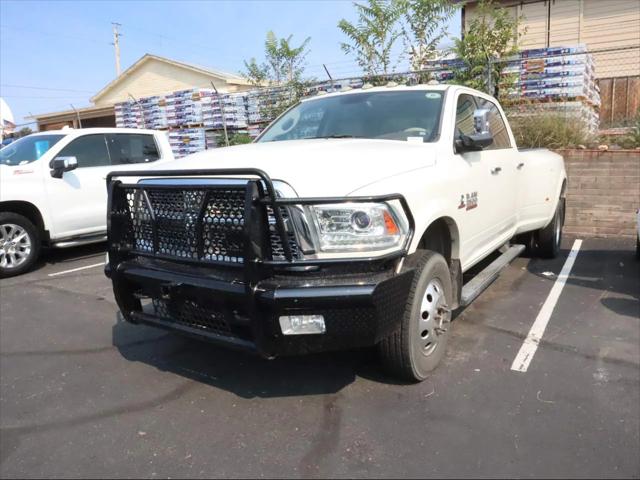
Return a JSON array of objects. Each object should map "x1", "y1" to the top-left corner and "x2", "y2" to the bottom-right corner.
[
  {"x1": 522, "y1": 239, "x2": 639, "y2": 319},
  {"x1": 36, "y1": 242, "x2": 107, "y2": 269},
  {"x1": 112, "y1": 313, "x2": 400, "y2": 399}
]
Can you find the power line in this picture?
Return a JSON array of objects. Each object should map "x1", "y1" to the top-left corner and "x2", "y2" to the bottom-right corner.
[
  {"x1": 0, "y1": 84, "x2": 96, "y2": 93},
  {"x1": 0, "y1": 24, "x2": 108, "y2": 46},
  {"x1": 1, "y1": 95, "x2": 89, "y2": 99}
]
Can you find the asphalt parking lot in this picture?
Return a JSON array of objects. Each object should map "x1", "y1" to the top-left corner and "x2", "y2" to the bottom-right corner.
[{"x1": 0, "y1": 237, "x2": 638, "y2": 478}]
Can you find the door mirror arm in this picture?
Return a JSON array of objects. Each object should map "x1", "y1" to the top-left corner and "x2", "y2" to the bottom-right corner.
[{"x1": 50, "y1": 156, "x2": 78, "y2": 178}]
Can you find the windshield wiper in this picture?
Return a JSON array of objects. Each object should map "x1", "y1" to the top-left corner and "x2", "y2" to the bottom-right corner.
[{"x1": 303, "y1": 134, "x2": 361, "y2": 139}]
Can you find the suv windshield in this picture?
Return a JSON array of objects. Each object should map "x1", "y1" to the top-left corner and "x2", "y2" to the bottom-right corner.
[
  {"x1": 258, "y1": 90, "x2": 444, "y2": 143},
  {"x1": 0, "y1": 134, "x2": 65, "y2": 166}
]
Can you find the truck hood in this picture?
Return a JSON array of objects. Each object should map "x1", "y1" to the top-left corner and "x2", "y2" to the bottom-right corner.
[{"x1": 158, "y1": 138, "x2": 436, "y2": 196}]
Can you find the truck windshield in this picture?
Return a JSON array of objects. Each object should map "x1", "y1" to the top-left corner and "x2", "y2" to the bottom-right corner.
[
  {"x1": 258, "y1": 90, "x2": 444, "y2": 143},
  {"x1": 0, "y1": 134, "x2": 65, "y2": 166}
]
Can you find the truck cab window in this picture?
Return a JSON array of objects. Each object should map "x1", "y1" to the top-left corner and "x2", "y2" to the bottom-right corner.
[
  {"x1": 57, "y1": 134, "x2": 110, "y2": 168},
  {"x1": 107, "y1": 134, "x2": 160, "y2": 164},
  {"x1": 474, "y1": 97, "x2": 512, "y2": 149},
  {"x1": 454, "y1": 94, "x2": 477, "y2": 141}
]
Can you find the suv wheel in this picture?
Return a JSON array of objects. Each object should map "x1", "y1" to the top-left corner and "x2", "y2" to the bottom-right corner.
[
  {"x1": 0, "y1": 213, "x2": 41, "y2": 278},
  {"x1": 378, "y1": 250, "x2": 453, "y2": 382}
]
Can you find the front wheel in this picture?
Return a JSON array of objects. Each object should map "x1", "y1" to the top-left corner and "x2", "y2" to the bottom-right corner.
[
  {"x1": 378, "y1": 251, "x2": 453, "y2": 382},
  {"x1": 0, "y1": 213, "x2": 41, "y2": 278}
]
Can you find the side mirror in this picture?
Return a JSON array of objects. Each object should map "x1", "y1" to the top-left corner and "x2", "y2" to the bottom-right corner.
[
  {"x1": 455, "y1": 108, "x2": 494, "y2": 152},
  {"x1": 50, "y1": 156, "x2": 78, "y2": 178}
]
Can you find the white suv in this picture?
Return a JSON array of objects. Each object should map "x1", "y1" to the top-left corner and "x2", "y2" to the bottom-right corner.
[{"x1": 0, "y1": 128, "x2": 174, "y2": 277}]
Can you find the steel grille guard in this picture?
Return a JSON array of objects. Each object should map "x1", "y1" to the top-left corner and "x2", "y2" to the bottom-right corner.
[{"x1": 106, "y1": 168, "x2": 415, "y2": 268}]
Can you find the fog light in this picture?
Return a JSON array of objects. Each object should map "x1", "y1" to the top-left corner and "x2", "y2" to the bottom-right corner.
[{"x1": 279, "y1": 315, "x2": 326, "y2": 335}]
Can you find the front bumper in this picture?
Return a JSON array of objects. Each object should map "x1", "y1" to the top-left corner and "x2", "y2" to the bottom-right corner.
[
  {"x1": 109, "y1": 256, "x2": 415, "y2": 357},
  {"x1": 105, "y1": 167, "x2": 416, "y2": 357}
]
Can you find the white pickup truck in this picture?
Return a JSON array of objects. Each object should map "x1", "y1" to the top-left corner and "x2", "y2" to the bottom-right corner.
[
  {"x1": 0, "y1": 128, "x2": 173, "y2": 277},
  {"x1": 105, "y1": 85, "x2": 566, "y2": 381}
]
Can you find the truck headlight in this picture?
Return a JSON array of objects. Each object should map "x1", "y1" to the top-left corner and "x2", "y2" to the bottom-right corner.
[{"x1": 309, "y1": 202, "x2": 408, "y2": 253}]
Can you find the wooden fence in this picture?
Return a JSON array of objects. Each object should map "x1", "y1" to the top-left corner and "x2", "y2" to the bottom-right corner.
[{"x1": 597, "y1": 76, "x2": 640, "y2": 128}]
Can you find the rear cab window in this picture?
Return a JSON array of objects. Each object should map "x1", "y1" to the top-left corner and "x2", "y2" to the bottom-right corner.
[{"x1": 106, "y1": 134, "x2": 160, "y2": 165}]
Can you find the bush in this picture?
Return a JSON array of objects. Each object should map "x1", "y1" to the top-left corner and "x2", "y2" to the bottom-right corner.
[
  {"x1": 508, "y1": 114, "x2": 593, "y2": 149},
  {"x1": 213, "y1": 132, "x2": 254, "y2": 148}
]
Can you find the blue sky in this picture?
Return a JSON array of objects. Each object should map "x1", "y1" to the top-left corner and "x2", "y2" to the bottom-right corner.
[{"x1": 0, "y1": 0, "x2": 460, "y2": 128}]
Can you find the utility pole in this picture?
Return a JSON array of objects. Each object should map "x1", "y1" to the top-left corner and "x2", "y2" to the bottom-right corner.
[{"x1": 112, "y1": 22, "x2": 122, "y2": 76}]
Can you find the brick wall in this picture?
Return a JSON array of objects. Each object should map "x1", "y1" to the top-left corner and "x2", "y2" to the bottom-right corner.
[{"x1": 558, "y1": 149, "x2": 640, "y2": 238}]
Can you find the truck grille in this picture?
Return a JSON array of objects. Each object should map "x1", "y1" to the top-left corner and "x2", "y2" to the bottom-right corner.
[
  {"x1": 110, "y1": 183, "x2": 300, "y2": 264},
  {"x1": 112, "y1": 185, "x2": 247, "y2": 265}
]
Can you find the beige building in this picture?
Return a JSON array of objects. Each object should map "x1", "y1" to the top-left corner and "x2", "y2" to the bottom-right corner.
[
  {"x1": 462, "y1": 0, "x2": 640, "y2": 125},
  {"x1": 31, "y1": 54, "x2": 252, "y2": 131}
]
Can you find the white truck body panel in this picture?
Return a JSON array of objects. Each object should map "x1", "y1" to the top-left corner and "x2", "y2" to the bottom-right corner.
[
  {"x1": 0, "y1": 128, "x2": 174, "y2": 242},
  {"x1": 159, "y1": 85, "x2": 566, "y2": 272}
]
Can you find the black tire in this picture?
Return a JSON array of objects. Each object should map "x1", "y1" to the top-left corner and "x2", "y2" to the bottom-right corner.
[
  {"x1": 0, "y1": 212, "x2": 41, "y2": 278},
  {"x1": 378, "y1": 250, "x2": 453, "y2": 382},
  {"x1": 535, "y1": 197, "x2": 564, "y2": 259}
]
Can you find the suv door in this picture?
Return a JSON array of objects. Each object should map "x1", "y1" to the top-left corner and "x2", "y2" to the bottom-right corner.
[
  {"x1": 45, "y1": 133, "x2": 161, "y2": 239},
  {"x1": 45, "y1": 134, "x2": 113, "y2": 237}
]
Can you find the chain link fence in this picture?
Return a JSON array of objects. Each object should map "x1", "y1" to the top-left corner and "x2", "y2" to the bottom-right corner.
[{"x1": 117, "y1": 44, "x2": 639, "y2": 155}]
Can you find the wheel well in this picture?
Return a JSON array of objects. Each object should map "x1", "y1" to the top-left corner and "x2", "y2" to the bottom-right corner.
[
  {"x1": 418, "y1": 217, "x2": 460, "y2": 263},
  {"x1": 0, "y1": 201, "x2": 46, "y2": 236}
]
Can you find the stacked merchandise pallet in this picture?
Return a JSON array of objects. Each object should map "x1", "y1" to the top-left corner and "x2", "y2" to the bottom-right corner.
[
  {"x1": 427, "y1": 57, "x2": 464, "y2": 82},
  {"x1": 139, "y1": 96, "x2": 167, "y2": 129},
  {"x1": 114, "y1": 97, "x2": 168, "y2": 130},
  {"x1": 167, "y1": 128, "x2": 206, "y2": 158},
  {"x1": 500, "y1": 45, "x2": 600, "y2": 132},
  {"x1": 246, "y1": 87, "x2": 289, "y2": 137},
  {"x1": 203, "y1": 92, "x2": 249, "y2": 129},
  {"x1": 165, "y1": 89, "x2": 204, "y2": 127},
  {"x1": 114, "y1": 101, "x2": 144, "y2": 129}
]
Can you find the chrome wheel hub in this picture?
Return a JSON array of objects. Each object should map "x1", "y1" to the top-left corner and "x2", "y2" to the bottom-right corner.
[
  {"x1": 418, "y1": 279, "x2": 450, "y2": 356},
  {"x1": 0, "y1": 224, "x2": 32, "y2": 269}
]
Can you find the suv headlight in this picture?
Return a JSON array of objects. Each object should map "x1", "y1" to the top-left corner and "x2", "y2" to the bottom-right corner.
[{"x1": 308, "y1": 202, "x2": 409, "y2": 254}]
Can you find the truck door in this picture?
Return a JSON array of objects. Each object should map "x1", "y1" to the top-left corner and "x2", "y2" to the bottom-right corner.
[
  {"x1": 453, "y1": 93, "x2": 517, "y2": 264},
  {"x1": 45, "y1": 133, "x2": 161, "y2": 239},
  {"x1": 473, "y1": 96, "x2": 518, "y2": 241}
]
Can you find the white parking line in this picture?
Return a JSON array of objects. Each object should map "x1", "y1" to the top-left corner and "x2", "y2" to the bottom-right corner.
[
  {"x1": 48, "y1": 262, "x2": 105, "y2": 277},
  {"x1": 511, "y1": 239, "x2": 583, "y2": 373}
]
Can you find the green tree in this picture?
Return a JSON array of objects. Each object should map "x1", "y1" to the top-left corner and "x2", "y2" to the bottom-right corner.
[
  {"x1": 399, "y1": 0, "x2": 457, "y2": 80},
  {"x1": 243, "y1": 31, "x2": 312, "y2": 119},
  {"x1": 16, "y1": 127, "x2": 33, "y2": 138},
  {"x1": 451, "y1": 0, "x2": 522, "y2": 96},
  {"x1": 338, "y1": 0, "x2": 404, "y2": 81}
]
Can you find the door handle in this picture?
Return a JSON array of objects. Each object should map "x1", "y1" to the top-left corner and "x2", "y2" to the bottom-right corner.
[
  {"x1": 491, "y1": 167, "x2": 502, "y2": 175},
  {"x1": 517, "y1": 162, "x2": 524, "y2": 169}
]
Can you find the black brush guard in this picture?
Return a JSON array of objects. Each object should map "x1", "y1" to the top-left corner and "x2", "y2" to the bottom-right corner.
[{"x1": 106, "y1": 168, "x2": 416, "y2": 357}]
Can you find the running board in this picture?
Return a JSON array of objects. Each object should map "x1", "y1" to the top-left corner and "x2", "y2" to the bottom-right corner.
[
  {"x1": 460, "y1": 244, "x2": 525, "y2": 307},
  {"x1": 52, "y1": 235, "x2": 107, "y2": 248}
]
